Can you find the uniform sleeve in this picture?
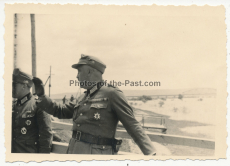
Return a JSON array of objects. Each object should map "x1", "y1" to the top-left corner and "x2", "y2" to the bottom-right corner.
[
  {"x1": 36, "y1": 95, "x2": 74, "y2": 119},
  {"x1": 36, "y1": 108, "x2": 53, "y2": 153},
  {"x1": 110, "y1": 89, "x2": 156, "y2": 155}
]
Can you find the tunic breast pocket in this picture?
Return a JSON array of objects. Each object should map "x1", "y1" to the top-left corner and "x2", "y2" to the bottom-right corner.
[
  {"x1": 21, "y1": 111, "x2": 36, "y2": 127},
  {"x1": 73, "y1": 104, "x2": 80, "y2": 120},
  {"x1": 89, "y1": 102, "x2": 108, "y2": 121}
]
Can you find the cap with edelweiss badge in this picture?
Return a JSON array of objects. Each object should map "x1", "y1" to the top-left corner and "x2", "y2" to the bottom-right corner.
[
  {"x1": 13, "y1": 68, "x2": 33, "y2": 87},
  {"x1": 72, "y1": 54, "x2": 106, "y2": 74}
]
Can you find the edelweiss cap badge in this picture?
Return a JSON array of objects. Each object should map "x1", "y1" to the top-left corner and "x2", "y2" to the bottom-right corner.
[{"x1": 94, "y1": 112, "x2": 100, "y2": 120}]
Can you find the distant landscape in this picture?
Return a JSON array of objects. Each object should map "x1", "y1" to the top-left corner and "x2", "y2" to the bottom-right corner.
[{"x1": 51, "y1": 88, "x2": 216, "y2": 99}]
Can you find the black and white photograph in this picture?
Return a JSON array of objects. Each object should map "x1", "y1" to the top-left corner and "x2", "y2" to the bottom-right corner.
[{"x1": 4, "y1": 4, "x2": 227, "y2": 162}]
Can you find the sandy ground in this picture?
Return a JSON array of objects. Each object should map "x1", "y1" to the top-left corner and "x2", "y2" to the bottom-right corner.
[
  {"x1": 130, "y1": 98, "x2": 216, "y2": 124},
  {"x1": 129, "y1": 98, "x2": 216, "y2": 139}
]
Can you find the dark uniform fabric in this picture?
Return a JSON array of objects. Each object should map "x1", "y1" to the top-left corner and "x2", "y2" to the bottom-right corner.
[
  {"x1": 37, "y1": 84, "x2": 156, "y2": 155},
  {"x1": 12, "y1": 93, "x2": 53, "y2": 153}
]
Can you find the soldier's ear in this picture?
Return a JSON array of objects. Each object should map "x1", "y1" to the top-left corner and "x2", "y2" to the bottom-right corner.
[
  {"x1": 88, "y1": 68, "x2": 95, "y2": 75},
  {"x1": 23, "y1": 84, "x2": 26, "y2": 90},
  {"x1": 22, "y1": 83, "x2": 30, "y2": 90}
]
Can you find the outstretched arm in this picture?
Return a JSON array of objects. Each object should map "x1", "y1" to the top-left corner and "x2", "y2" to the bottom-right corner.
[
  {"x1": 110, "y1": 89, "x2": 156, "y2": 155},
  {"x1": 33, "y1": 76, "x2": 75, "y2": 119},
  {"x1": 36, "y1": 95, "x2": 75, "y2": 119}
]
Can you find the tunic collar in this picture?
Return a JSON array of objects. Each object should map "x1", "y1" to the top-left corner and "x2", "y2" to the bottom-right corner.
[
  {"x1": 16, "y1": 93, "x2": 32, "y2": 106},
  {"x1": 85, "y1": 81, "x2": 104, "y2": 97},
  {"x1": 77, "y1": 82, "x2": 104, "y2": 105}
]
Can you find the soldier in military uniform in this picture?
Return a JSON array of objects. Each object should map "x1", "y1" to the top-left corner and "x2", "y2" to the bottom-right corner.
[
  {"x1": 62, "y1": 95, "x2": 66, "y2": 104},
  {"x1": 70, "y1": 95, "x2": 75, "y2": 102},
  {"x1": 12, "y1": 68, "x2": 53, "y2": 153},
  {"x1": 33, "y1": 54, "x2": 156, "y2": 155}
]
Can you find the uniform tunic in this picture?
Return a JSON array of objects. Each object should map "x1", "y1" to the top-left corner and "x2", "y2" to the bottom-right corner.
[
  {"x1": 37, "y1": 85, "x2": 156, "y2": 155},
  {"x1": 12, "y1": 93, "x2": 53, "y2": 153}
]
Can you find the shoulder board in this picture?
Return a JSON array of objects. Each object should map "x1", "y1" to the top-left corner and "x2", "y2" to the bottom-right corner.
[
  {"x1": 107, "y1": 84, "x2": 114, "y2": 87},
  {"x1": 107, "y1": 84, "x2": 123, "y2": 92}
]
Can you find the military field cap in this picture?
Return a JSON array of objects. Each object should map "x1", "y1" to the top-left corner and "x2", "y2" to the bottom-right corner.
[
  {"x1": 13, "y1": 68, "x2": 33, "y2": 87},
  {"x1": 72, "y1": 54, "x2": 106, "y2": 74}
]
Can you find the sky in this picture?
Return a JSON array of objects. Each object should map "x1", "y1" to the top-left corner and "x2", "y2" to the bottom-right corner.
[{"x1": 14, "y1": 7, "x2": 224, "y2": 96}]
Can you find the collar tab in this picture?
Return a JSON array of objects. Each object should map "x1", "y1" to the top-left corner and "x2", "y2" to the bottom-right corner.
[{"x1": 17, "y1": 93, "x2": 32, "y2": 105}]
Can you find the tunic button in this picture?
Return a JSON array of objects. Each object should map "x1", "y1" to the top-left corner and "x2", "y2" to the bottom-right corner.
[
  {"x1": 16, "y1": 112, "x2": 18, "y2": 114},
  {"x1": 80, "y1": 113, "x2": 83, "y2": 116},
  {"x1": 84, "y1": 103, "x2": 86, "y2": 106},
  {"x1": 77, "y1": 124, "x2": 80, "y2": 127},
  {"x1": 102, "y1": 146, "x2": 105, "y2": 149}
]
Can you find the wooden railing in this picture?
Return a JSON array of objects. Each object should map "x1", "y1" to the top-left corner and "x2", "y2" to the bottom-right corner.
[
  {"x1": 51, "y1": 121, "x2": 215, "y2": 154},
  {"x1": 118, "y1": 114, "x2": 167, "y2": 133}
]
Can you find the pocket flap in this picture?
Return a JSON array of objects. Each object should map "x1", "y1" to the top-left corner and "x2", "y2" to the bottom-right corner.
[
  {"x1": 90, "y1": 103, "x2": 108, "y2": 109},
  {"x1": 91, "y1": 144, "x2": 112, "y2": 150},
  {"x1": 25, "y1": 140, "x2": 37, "y2": 145},
  {"x1": 21, "y1": 111, "x2": 36, "y2": 118}
]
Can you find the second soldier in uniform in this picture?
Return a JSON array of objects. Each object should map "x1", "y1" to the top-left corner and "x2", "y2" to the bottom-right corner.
[
  {"x1": 33, "y1": 54, "x2": 157, "y2": 155},
  {"x1": 12, "y1": 68, "x2": 53, "y2": 153}
]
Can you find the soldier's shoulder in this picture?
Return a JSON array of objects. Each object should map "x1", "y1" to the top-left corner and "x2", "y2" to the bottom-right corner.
[
  {"x1": 12, "y1": 100, "x2": 17, "y2": 105},
  {"x1": 12, "y1": 100, "x2": 17, "y2": 109},
  {"x1": 77, "y1": 93, "x2": 86, "y2": 103},
  {"x1": 30, "y1": 95, "x2": 50, "y2": 113},
  {"x1": 102, "y1": 84, "x2": 123, "y2": 93}
]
